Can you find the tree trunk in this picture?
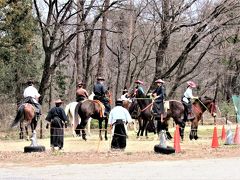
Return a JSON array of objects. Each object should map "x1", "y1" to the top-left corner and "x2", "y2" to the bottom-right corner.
[{"x1": 97, "y1": 0, "x2": 110, "y2": 77}]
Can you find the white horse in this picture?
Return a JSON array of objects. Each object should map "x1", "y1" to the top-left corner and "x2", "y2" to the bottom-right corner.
[{"x1": 64, "y1": 93, "x2": 94, "y2": 137}]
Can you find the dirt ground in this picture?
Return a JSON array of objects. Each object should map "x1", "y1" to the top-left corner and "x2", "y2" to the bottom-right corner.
[{"x1": 0, "y1": 125, "x2": 240, "y2": 167}]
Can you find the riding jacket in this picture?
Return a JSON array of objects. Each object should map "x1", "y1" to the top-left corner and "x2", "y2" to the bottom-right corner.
[
  {"x1": 182, "y1": 87, "x2": 194, "y2": 104},
  {"x1": 23, "y1": 85, "x2": 40, "y2": 104},
  {"x1": 152, "y1": 85, "x2": 165, "y2": 102},
  {"x1": 93, "y1": 82, "x2": 107, "y2": 97}
]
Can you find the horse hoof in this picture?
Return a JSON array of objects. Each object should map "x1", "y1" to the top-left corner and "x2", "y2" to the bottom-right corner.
[
  {"x1": 105, "y1": 137, "x2": 108, "y2": 141},
  {"x1": 194, "y1": 136, "x2": 198, "y2": 140},
  {"x1": 189, "y1": 136, "x2": 193, "y2": 140}
]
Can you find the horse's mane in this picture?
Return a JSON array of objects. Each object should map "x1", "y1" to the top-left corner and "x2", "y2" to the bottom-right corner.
[{"x1": 193, "y1": 96, "x2": 213, "y2": 104}]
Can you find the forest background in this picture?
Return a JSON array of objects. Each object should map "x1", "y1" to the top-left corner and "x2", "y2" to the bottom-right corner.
[{"x1": 0, "y1": 0, "x2": 240, "y2": 128}]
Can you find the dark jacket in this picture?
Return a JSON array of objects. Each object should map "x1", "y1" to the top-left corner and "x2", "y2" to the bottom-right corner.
[
  {"x1": 46, "y1": 106, "x2": 68, "y2": 123},
  {"x1": 93, "y1": 82, "x2": 107, "y2": 97},
  {"x1": 152, "y1": 86, "x2": 165, "y2": 102}
]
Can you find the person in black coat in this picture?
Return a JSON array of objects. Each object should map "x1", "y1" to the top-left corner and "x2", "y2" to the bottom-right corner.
[
  {"x1": 93, "y1": 77, "x2": 111, "y2": 116},
  {"x1": 152, "y1": 79, "x2": 166, "y2": 122},
  {"x1": 46, "y1": 99, "x2": 68, "y2": 150}
]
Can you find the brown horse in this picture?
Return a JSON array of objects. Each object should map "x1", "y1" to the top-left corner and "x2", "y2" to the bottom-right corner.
[
  {"x1": 11, "y1": 103, "x2": 38, "y2": 140},
  {"x1": 75, "y1": 99, "x2": 107, "y2": 141},
  {"x1": 189, "y1": 96, "x2": 217, "y2": 140}
]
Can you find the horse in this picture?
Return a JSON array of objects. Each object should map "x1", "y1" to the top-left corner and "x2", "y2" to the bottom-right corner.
[
  {"x1": 11, "y1": 103, "x2": 38, "y2": 140},
  {"x1": 128, "y1": 89, "x2": 183, "y2": 139},
  {"x1": 65, "y1": 102, "x2": 93, "y2": 137},
  {"x1": 65, "y1": 93, "x2": 95, "y2": 137},
  {"x1": 75, "y1": 99, "x2": 107, "y2": 141},
  {"x1": 189, "y1": 96, "x2": 217, "y2": 140}
]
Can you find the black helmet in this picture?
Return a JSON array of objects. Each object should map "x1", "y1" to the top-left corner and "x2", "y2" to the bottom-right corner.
[{"x1": 115, "y1": 99, "x2": 123, "y2": 106}]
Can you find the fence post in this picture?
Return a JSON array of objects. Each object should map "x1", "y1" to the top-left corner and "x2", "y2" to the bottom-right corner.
[{"x1": 40, "y1": 118, "x2": 43, "y2": 139}]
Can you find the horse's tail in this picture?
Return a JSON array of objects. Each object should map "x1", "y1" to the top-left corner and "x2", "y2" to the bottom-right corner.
[
  {"x1": 74, "y1": 102, "x2": 81, "y2": 125},
  {"x1": 64, "y1": 103, "x2": 71, "y2": 117},
  {"x1": 11, "y1": 105, "x2": 24, "y2": 128}
]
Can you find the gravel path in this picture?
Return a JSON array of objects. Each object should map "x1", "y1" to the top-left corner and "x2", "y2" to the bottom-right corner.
[{"x1": 1, "y1": 157, "x2": 240, "y2": 180}]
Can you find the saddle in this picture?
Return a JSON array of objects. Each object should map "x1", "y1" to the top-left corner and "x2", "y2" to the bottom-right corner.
[
  {"x1": 93, "y1": 100, "x2": 105, "y2": 118},
  {"x1": 151, "y1": 101, "x2": 169, "y2": 119}
]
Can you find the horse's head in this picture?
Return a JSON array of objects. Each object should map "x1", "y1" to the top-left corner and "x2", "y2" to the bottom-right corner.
[{"x1": 198, "y1": 96, "x2": 217, "y2": 117}]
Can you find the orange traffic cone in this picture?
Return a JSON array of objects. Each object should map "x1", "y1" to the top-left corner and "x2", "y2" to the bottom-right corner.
[
  {"x1": 211, "y1": 126, "x2": 219, "y2": 148},
  {"x1": 174, "y1": 125, "x2": 181, "y2": 153},
  {"x1": 221, "y1": 125, "x2": 226, "y2": 141},
  {"x1": 234, "y1": 125, "x2": 240, "y2": 145}
]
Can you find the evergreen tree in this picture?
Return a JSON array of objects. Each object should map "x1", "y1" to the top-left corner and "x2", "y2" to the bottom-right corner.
[{"x1": 0, "y1": 0, "x2": 42, "y2": 103}]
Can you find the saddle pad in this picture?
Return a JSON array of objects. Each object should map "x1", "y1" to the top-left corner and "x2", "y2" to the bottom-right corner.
[{"x1": 164, "y1": 101, "x2": 170, "y2": 112}]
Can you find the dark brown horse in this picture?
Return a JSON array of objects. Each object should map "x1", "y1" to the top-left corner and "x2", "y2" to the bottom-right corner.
[
  {"x1": 11, "y1": 103, "x2": 38, "y2": 140},
  {"x1": 129, "y1": 89, "x2": 184, "y2": 139},
  {"x1": 75, "y1": 99, "x2": 108, "y2": 141}
]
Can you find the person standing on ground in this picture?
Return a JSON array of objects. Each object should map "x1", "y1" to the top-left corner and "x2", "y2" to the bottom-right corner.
[
  {"x1": 46, "y1": 99, "x2": 68, "y2": 151},
  {"x1": 108, "y1": 99, "x2": 132, "y2": 150}
]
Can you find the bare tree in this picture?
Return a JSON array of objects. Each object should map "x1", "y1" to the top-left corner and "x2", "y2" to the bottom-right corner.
[{"x1": 33, "y1": 0, "x2": 122, "y2": 103}]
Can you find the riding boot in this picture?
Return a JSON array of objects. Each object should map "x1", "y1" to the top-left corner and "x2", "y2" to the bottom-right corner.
[{"x1": 187, "y1": 113, "x2": 195, "y2": 120}]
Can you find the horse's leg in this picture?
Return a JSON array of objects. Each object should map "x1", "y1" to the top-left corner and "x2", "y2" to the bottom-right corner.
[
  {"x1": 87, "y1": 117, "x2": 92, "y2": 136},
  {"x1": 137, "y1": 118, "x2": 141, "y2": 138},
  {"x1": 144, "y1": 121, "x2": 149, "y2": 138},
  {"x1": 174, "y1": 117, "x2": 185, "y2": 141},
  {"x1": 104, "y1": 117, "x2": 108, "y2": 141},
  {"x1": 25, "y1": 125, "x2": 30, "y2": 141},
  {"x1": 19, "y1": 121, "x2": 24, "y2": 139},
  {"x1": 98, "y1": 118, "x2": 103, "y2": 141},
  {"x1": 165, "y1": 121, "x2": 172, "y2": 140},
  {"x1": 133, "y1": 119, "x2": 137, "y2": 133},
  {"x1": 79, "y1": 119, "x2": 88, "y2": 141},
  {"x1": 140, "y1": 119, "x2": 145, "y2": 136},
  {"x1": 190, "y1": 119, "x2": 198, "y2": 140},
  {"x1": 180, "y1": 121, "x2": 186, "y2": 141}
]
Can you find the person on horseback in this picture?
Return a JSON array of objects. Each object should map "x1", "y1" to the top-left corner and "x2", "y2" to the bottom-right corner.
[
  {"x1": 134, "y1": 80, "x2": 145, "y2": 95},
  {"x1": 76, "y1": 82, "x2": 89, "y2": 102},
  {"x1": 120, "y1": 87, "x2": 132, "y2": 102},
  {"x1": 182, "y1": 80, "x2": 198, "y2": 121},
  {"x1": 152, "y1": 79, "x2": 166, "y2": 122},
  {"x1": 93, "y1": 77, "x2": 111, "y2": 116},
  {"x1": 46, "y1": 99, "x2": 68, "y2": 151},
  {"x1": 22, "y1": 80, "x2": 41, "y2": 116},
  {"x1": 109, "y1": 99, "x2": 132, "y2": 150}
]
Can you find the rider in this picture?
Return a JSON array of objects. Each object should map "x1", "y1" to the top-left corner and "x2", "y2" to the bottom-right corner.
[
  {"x1": 152, "y1": 79, "x2": 166, "y2": 122},
  {"x1": 134, "y1": 80, "x2": 145, "y2": 95},
  {"x1": 22, "y1": 80, "x2": 41, "y2": 116},
  {"x1": 120, "y1": 87, "x2": 131, "y2": 102},
  {"x1": 76, "y1": 82, "x2": 89, "y2": 102},
  {"x1": 93, "y1": 77, "x2": 111, "y2": 116},
  {"x1": 182, "y1": 80, "x2": 198, "y2": 121}
]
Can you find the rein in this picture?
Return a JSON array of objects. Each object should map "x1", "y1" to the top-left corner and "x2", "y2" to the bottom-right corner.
[
  {"x1": 140, "y1": 102, "x2": 153, "y2": 112},
  {"x1": 194, "y1": 99, "x2": 216, "y2": 116}
]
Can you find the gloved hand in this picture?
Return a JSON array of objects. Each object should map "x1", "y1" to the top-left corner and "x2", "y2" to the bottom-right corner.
[{"x1": 46, "y1": 123, "x2": 49, "y2": 129}]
